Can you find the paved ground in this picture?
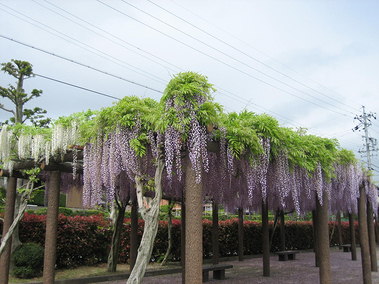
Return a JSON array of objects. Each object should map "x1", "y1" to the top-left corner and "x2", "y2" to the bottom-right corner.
[{"x1": 98, "y1": 247, "x2": 379, "y2": 284}]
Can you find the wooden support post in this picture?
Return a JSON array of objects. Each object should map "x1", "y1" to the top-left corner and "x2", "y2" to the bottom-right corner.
[
  {"x1": 337, "y1": 213, "x2": 343, "y2": 250},
  {"x1": 262, "y1": 198, "x2": 270, "y2": 277},
  {"x1": 315, "y1": 193, "x2": 332, "y2": 284},
  {"x1": 349, "y1": 213, "x2": 357, "y2": 261},
  {"x1": 184, "y1": 155, "x2": 203, "y2": 284},
  {"x1": 238, "y1": 207, "x2": 244, "y2": 262},
  {"x1": 0, "y1": 177, "x2": 17, "y2": 284},
  {"x1": 358, "y1": 185, "x2": 372, "y2": 284},
  {"x1": 280, "y1": 210, "x2": 285, "y2": 251},
  {"x1": 181, "y1": 200, "x2": 186, "y2": 284},
  {"x1": 42, "y1": 171, "x2": 61, "y2": 284},
  {"x1": 367, "y1": 201, "x2": 378, "y2": 272},
  {"x1": 130, "y1": 196, "x2": 138, "y2": 272},
  {"x1": 312, "y1": 209, "x2": 319, "y2": 267},
  {"x1": 212, "y1": 201, "x2": 219, "y2": 265}
]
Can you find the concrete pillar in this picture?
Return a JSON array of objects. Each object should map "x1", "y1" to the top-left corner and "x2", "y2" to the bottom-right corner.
[
  {"x1": 312, "y1": 209, "x2": 319, "y2": 267},
  {"x1": 280, "y1": 210, "x2": 285, "y2": 251},
  {"x1": 0, "y1": 177, "x2": 17, "y2": 284},
  {"x1": 212, "y1": 201, "x2": 219, "y2": 265},
  {"x1": 367, "y1": 201, "x2": 377, "y2": 272},
  {"x1": 337, "y1": 213, "x2": 343, "y2": 250},
  {"x1": 349, "y1": 213, "x2": 357, "y2": 261},
  {"x1": 238, "y1": 207, "x2": 244, "y2": 261},
  {"x1": 42, "y1": 171, "x2": 61, "y2": 284},
  {"x1": 358, "y1": 185, "x2": 372, "y2": 284},
  {"x1": 262, "y1": 199, "x2": 270, "y2": 277},
  {"x1": 181, "y1": 200, "x2": 186, "y2": 284},
  {"x1": 315, "y1": 193, "x2": 331, "y2": 284},
  {"x1": 184, "y1": 155, "x2": 203, "y2": 284},
  {"x1": 130, "y1": 196, "x2": 138, "y2": 272}
]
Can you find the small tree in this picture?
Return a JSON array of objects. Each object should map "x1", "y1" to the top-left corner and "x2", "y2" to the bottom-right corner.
[
  {"x1": 0, "y1": 59, "x2": 50, "y2": 127},
  {"x1": 0, "y1": 168, "x2": 42, "y2": 256}
]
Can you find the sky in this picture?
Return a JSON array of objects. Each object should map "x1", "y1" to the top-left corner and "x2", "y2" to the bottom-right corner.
[{"x1": 0, "y1": 0, "x2": 378, "y2": 180}]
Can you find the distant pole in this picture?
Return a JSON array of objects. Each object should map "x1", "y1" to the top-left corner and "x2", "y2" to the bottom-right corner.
[
  {"x1": 262, "y1": 199, "x2": 270, "y2": 277},
  {"x1": 212, "y1": 201, "x2": 219, "y2": 265},
  {"x1": 349, "y1": 213, "x2": 357, "y2": 261},
  {"x1": 312, "y1": 210, "x2": 319, "y2": 267},
  {"x1": 337, "y1": 213, "x2": 343, "y2": 249},
  {"x1": 238, "y1": 207, "x2": 244, "y2": 261},
  {"x1": 280, "y1": 210, "x2": 285, "y2": 251}
]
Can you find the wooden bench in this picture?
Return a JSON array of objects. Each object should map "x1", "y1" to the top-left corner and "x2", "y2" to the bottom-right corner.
[
  {"x1": 202, "y1": 264, "x2": 233, "y2": 282},
  {"x1": 341, "y1": 244, "x2": 351, "y2": 252},
  {"x1": 274, "y1": 250, "x2": 299, "y2": 261}
]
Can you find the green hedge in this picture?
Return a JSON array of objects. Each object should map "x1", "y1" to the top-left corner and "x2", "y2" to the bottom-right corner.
[
  {"x1": 28, "y1": 191, "x2": 66, "y2": 207},
  {"x1": 0, "y1": 213, "x2": 359, "y2": 268}
]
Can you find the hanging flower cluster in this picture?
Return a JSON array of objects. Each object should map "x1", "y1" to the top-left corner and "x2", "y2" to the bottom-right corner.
[{"x1": 157, "y1": 71, "x2": 222, "y2": 185}]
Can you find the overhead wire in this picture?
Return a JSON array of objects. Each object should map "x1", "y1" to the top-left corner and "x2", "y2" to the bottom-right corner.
[
  {"x1": 0, "y1": 35, "x2": 163, "y2": 94},
  {"x1": 118, "y1": 0, "x2": 355, "y2": 117},
  {"x1": 169, "y1": 0, "x2": 363, "y2": 109},
  {"x1": 148, "y1": 0, "x2": 360, "y2": 114},
  {"x1": 0, "y1": 3, "x2": 166, "y2": 85},
  {"x1": 98, "y1": 0, "x2": 353, "y2": 118},
  {"x1": 35, "y1": 73, "x2": 121, "y2": 101},
  {"x1": 40, "y1": 0, "x2": 183, "y2": 75}
]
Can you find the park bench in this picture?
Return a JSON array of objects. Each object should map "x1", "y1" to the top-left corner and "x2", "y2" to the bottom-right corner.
[
  {"x1": 274, "y1": 250, "x2": 299, "y2": 261},
  {"x1": 202, "y1": 264, "x2": 233, "y2": 282},
  {"x1": 341, "y1": 244, "x2": 351, "y2": 252}
]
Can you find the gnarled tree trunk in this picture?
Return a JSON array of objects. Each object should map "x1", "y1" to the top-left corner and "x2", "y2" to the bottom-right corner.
[
  {"x1": 107, "y1": 200, "x2": 128, "y2": 272},
  {"x1": 126, "y1": 157, "x2": 164, "y2": 284}
]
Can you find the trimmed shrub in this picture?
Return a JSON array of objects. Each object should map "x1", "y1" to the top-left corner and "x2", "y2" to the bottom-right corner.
[
  {"x1": 59, "y1": 193, "x2": 66, "y2": 207},
  {"x1": 8, "y1": 212, "x2": 361, "y2": 268},
  {"x1": 12, "y1": 242, "x2": 44, "y2": 278},
  {"x1": 29, "y1": 189, "x2": 45, "y2": 206},
  {"x1": 19, "y1": 213, "x2": 112, "y2": 268}
]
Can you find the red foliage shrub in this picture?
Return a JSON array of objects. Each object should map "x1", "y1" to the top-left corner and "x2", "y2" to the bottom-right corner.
[
  {"x1": 2, "y1": 212, "x2": 362, "y2": 267},
  {"x1": 19, "y1": 213, "x2": 112, "y2": 268}
]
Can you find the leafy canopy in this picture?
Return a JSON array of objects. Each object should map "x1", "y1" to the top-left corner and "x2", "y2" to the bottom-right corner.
[{"x1": 155, "y1": 71, "x2": 222, "y2": 137}]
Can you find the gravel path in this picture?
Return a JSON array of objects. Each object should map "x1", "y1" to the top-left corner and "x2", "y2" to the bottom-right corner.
[{"x1": 98, "y1": 247, "x2": 379, "y2": 284}]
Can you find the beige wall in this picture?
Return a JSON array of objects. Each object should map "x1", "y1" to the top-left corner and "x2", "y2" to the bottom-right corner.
[{"x1": 66, "y1": 188, "x2": 83, "y2": 208}]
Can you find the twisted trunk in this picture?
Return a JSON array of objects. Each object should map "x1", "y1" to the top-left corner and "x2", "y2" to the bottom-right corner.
[
  {"x1": 161, "y1": 201, "x2": 173, "y2": 266},
  {"x1": 126, "y1": 157, "x2": 164, "y2": 284},
  {"x1": 107, "y1": 201, "x2": 127, "y2": 272}
]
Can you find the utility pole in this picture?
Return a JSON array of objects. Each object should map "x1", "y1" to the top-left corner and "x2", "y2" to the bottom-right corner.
[{"x1": 353, "y1": 106, "x2": 378, "y2": 171}]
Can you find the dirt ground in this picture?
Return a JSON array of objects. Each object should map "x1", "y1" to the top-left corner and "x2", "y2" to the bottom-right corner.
[{"x1": 98, "y1": 246, "x2": 379, "y2": 284}]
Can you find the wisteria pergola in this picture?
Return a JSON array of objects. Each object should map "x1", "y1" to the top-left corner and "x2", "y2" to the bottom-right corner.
[{"x1": 0, "y1": 71, "x2": 377, "y2": 284}]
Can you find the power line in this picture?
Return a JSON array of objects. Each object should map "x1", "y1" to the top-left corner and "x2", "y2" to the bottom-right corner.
[
  {"x1": 120, "y1": 0, "x2": 355, "y2": 117},
  {"x1": 98, "y1": 0, "x2": 352, "y2": 118},
  {"x1": 39, "y1": 0, "x2": 182, "y2": 75},
  {"x1": 148, "y1": 0, "x2": 360, "y2": 114},
  {"x1": 35, "y1": 73, "x2": 121, "y2": 100},
  {"x1": 0, "y1": 35, "x2": 164, "y2": 94},
  {"x1": 0, "y1": 3, "x2": 166, "y2": 85},
  {"x1": 169, "y1": 0, "x2": 363, "y2": 110}
]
